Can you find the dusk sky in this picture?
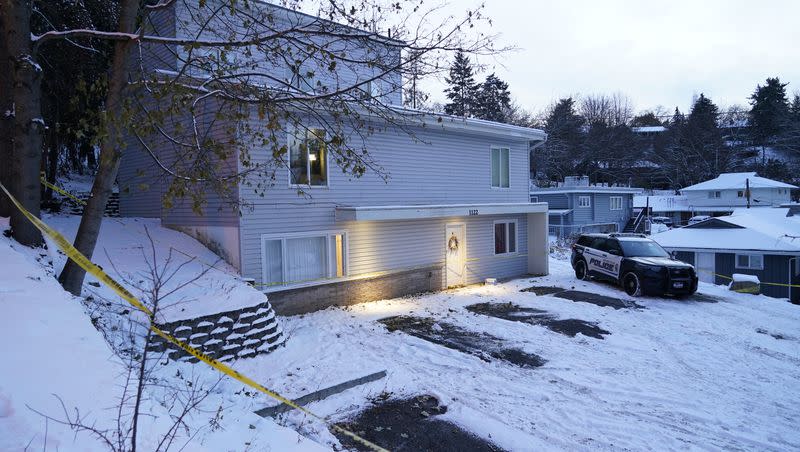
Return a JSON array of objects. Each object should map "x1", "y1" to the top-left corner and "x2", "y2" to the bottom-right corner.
[{"x1": 421, "y1": 0, "x2": 800, "y2": 115}]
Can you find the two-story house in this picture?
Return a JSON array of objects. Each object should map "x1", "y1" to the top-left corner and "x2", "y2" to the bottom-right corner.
[
  {"x1": 530, "y1": 176, "x2": 641, "y2": 239},
  {"x1": 117, "y1": 0, "x2": 549, "y2": 315}
]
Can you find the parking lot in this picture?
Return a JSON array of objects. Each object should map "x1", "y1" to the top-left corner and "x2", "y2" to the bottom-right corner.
[{"x1": 240, "y1": 258, "x2": 800, "y2": 451}]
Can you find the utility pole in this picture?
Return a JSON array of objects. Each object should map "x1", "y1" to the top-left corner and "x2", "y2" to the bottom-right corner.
[{"x1": 746, "y1": 177, "x2": 751, "y2": 209}]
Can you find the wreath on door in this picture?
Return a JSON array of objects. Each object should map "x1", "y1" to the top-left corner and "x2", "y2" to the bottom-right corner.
[{"x1": 448, "y1": 233, "x2": 459, "y2": 251}]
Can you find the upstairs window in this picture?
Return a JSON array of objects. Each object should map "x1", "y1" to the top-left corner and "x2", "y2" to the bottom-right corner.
[
  {"x1": 708, "y1": 191, "x2": 721, "y2": 199},
  {"x1": 494, "y1": 220, "x2": 517, "y2": 255},
  {"x1": 738, "y1": 191, "x2": 744, "y2": 198},
  {"x1": 578, "y1": 196, "x2": 591, "y2": 208},
  {"x1": 735, "y1": 254, "x2": 763, "y2": 270},
  {"x1": 491, "y1": 147, "x2": 510, "y2": 188},
  {"x1": 610, "y1": 196, "x2": 622, "y2": 210},
  {"x1": 289, "y1": 128, "x2": 327, "y2": 186}
]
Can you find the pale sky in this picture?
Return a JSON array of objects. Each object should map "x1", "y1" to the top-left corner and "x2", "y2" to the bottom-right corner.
[{"x1": 421, "y1": 0, "x2": 800, "y2": 115}]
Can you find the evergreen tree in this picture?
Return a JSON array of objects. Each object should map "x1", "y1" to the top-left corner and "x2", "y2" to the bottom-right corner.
[
  {"x1": 749, "y1": 77, "x2": 790, "y2": 145},
  {"x1": 630, "y1": 112, "x2": 663, "y2": 127},
  {"x1": 684, "y1": 94, "x2": 725, "y2": 181},
  {"x1": 790, "y1": 94, "x2": 800, "y2": 122},
  {"x1": 443, "y1": 51, "x2": 478, "y2": 117},
  {"x1": 474, "y1": 73, "x2": 511, "y2": 122},
  {"x1": 536, "y1": 97, "x2": 585, "y2": 181}
]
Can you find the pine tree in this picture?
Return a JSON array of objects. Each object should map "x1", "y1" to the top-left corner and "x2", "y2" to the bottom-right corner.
[
  {"x1": 474, "y1": 73, "x2": 511, "y2": 122},
  {"x1": 790, "y1": 94, "x2": 800, "y2": 122},
  {"x1": 749, "y1": 77, "x2": 790, "y2": 145},
  {"x1": 536, "y1": 97, "x2": 585, "y2": 181},
  {"x1": 443, "y1": 51, "x2": 478, "y2": 117},
  {"x1": 684, "y1": 94, "x2": 725, "y2": 180}
]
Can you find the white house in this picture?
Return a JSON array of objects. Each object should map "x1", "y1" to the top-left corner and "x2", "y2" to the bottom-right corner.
[{"x1": 635, "y1": 172, "x2": 797, "y2": 225}]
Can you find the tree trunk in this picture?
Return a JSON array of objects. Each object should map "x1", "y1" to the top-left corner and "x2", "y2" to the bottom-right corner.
[
  {"x1": 2, "y1": 0, "x2": 43, "y2": 246},
  {"x1": 58, "y1": 0, "x2": 139, "y2": 295},
  {"x1": 0, "y1": 7, "x2": 12, "y2": 218}
]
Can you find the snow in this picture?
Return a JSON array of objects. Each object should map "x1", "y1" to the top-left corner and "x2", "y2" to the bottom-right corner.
[
  {"x1": 653, "y1": 208, "x2": 800, "y2": 252},
  {"x1": 732, "y1": 273, "x2": 760, "y2": 284},
  {"x1": 0, "y1": 216, "x2": 316, "y2": 451},
  {"x1": 3, "y1": 213, "x2": 800, "y2": 450},
  {"x1": 681, "y1": 172, "x2": 797, "y2": 191},
  {"x1": 231, "y1": 258, "x2": 800, "y2": 451},
  {"x1": 42, "y1": 215, "x2": 268, "y2": 322}
]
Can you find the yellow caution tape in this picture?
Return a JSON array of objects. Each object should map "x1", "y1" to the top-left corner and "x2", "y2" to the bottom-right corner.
[
  {"x1": 696, "y1": 268, "x2": 800, "y2": 289},
  {"x1": 0, "y1": 181, "x2": 388, "y2": 452},
  {"x1": 40, "y1": 174, "x2": 87, "y2": 206}
]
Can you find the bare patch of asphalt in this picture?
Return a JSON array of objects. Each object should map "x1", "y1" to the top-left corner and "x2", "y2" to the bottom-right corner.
[
  {"x1": 466, "y1": 302, "x2": 610, "y2": 340},
  {"x1": 378, "y1": 316, "x2": 546, "y2": 369},
  {"x1": 332, "y1": 394, "x2": 506, "y2": 452},
  {"x1": 521, "y1": 285, "x2": 722, "y2": 308}
]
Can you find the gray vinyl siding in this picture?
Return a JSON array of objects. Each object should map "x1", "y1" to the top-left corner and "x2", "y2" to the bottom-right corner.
[
  {"x1": 531, "y1": 191, "x2": 633, "y2": 230},
  {"x1": 335, "y1": 214, "x2": 528, "y2": 287},
  {"x1": 171, "y1": 0, "x2": 403, "y2": 105},
  {"x1": 238, "y1": 120, "x2": 531, "y2": 283},
  {"x1": 118, "y1": 94, "x2": 239, "y2": 226},
  {"x1": 715, "y1": 253, "x2": 795, "y2": 300}
]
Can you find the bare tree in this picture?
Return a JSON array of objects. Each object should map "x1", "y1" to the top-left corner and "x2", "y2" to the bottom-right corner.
[
  {"x1": 0, "y1": 0, "x2": 501, "y2": 294},
  {"x1": 32, "y1": 227, "x2": 225, "y2": 451}
]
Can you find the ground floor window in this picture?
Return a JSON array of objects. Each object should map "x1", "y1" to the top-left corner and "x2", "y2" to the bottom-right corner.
[
  {"x1": 494, "y1": 220, "x2": 517, "y2": 255},
  {"x1": 735, "y1": 253, "x2": 763, "y2": 270},
  {"x1": 610, "y1": 196, "x2": 622, "y2": 210},
  {"x1": 262, "y1": 232, "x2": 346, "y2": 287}
]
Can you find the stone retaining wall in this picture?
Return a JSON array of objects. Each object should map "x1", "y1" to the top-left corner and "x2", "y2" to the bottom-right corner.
[
  {"x1": 147, "y1": 298, "x2": 285, "y2": 362},
  {"x1": 268, "y1": 265, "x2": 444, "y2": 316}
]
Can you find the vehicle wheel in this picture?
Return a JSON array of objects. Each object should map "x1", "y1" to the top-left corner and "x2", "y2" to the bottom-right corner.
[
  {"x1": 622, "y1": 272, "x2": 642, "y2": 297},
  {"x1": 575, "y1": 259, "x2": 589, "y2": 280}
]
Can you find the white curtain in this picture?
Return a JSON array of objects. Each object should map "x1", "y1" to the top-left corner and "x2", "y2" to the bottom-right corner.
[
  {"x1": 263, "y1": 239, "x2": 283, "y2": 284},
  {"x1": 285, "y1": 236, "x2": 328, "y2": 282}
]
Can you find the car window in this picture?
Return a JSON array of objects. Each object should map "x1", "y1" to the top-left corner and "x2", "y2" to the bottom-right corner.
[
  {"x1": 577, "y1": 236, "x2": 592, "y2": 247},
  {"x1": 619, "y1": 240, "x2": 669, "y2": 258},
  {"x1": 592, "y1": 238, "x2": 610, "y2": 252},
  {"x1": 606, "y1": 240, "x2": 623, "y2": 255}
]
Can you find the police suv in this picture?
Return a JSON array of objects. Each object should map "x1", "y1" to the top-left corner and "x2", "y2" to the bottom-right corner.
[{"x1": 571, "y1": 233, "x2": 698, "y2": 297}]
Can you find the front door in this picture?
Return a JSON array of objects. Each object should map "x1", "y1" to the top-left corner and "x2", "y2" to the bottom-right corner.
[
  {"x1": 696, "y1": 252, "x2": 715, "y2": 284},
  {"x1": 445, "y1": 224, "x2": 466, "y2": 287}
]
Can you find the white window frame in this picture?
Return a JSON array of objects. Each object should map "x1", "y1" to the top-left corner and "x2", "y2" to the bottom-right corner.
[
  {"x1": 260, "y1": 230, "x2": 348, "y2": 290},
  {"x1": 493, "y1": 219, "x2": 518, "y2": 255},
  {"x1": 490, "y1": 147, "x2": 510, "y2": 189},
  {"x1": 735, "y1": 253, "x2": 764, "y2": 270},
  {"x1": 609, "y1": 196, "x2": 622, "y2": 210},
  {"x1": 578, "y1": 195, "x2": 591, "y2": 208},
  {"x1": 288, "y1": 126, "x2": 330, "y2": 188},
  {"x1": 708, "y1": 191, "x2": 721, "y2": 199},
  {"x1": 530, "y1": 196, "x2": 539, "y2": 203}
]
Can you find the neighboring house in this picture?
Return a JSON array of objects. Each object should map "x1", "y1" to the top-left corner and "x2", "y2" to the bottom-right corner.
[
  {"x1": 117, "y1": 0, "x2": 549, "y2": 315},
  {"x1": 530, "y1": 176, "x2": 642, "y2": 238},
  {"x1": 652, "y1": 208, "x2": 800, "y2": 303},
  {"x1": 634, "y1": 172, "x2": 798, "y2": 225}
]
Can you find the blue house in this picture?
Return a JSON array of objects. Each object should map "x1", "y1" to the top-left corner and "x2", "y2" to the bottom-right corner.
[
  {"x1": 530, "y1": 176, "x2": 642, "y2": 239},
  {"x1": 117, "y1": 0, "x2": 549, "y2": 315}
]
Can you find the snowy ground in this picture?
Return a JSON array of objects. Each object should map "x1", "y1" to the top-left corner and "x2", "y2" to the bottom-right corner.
[
  {"x1": 2, "y1": 215, "x2": 800, "y2": 451},
  {"x1": 239, "y1": 260, "x2": 800, "y2": 451}
]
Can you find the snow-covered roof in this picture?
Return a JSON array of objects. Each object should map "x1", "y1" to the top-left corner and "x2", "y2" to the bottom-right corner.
[
  {"x1": 680, "y1": 172, "x2": 797, "y2": 191},
  {"x1": 631, "y1": 126, "x2": 667, "y2": 133},
  {"x1": 652, "y1": 208, "x2": 800, "y2": 253},
  {"x1": 530, "y1": 186, "x2": 642, "y2": 195}
]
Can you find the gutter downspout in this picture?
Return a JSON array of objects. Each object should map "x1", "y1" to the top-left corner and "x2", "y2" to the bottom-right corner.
[{"x1": 789, "y1": 257, "x2": 797, "y2": 302}]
